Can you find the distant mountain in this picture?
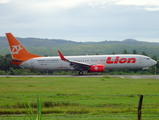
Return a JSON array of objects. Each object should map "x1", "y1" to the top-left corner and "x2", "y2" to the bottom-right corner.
[
  {"x1": 0, "y1": 36, "x2": 81, "y2": 47},
  {"x1": 1, "y1": 36, "x2": 159, "y2": 47},
  {"x1": 89, "y1": 39, "x2": 159, "y2": 46},
  {"x1": 1, "y1": 36, "x2": 159, "y2": 57}
]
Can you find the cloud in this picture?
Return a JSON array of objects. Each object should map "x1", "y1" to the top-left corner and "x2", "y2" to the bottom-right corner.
[
  {"x1": 115, "y1": 0, "x2": 159, "y2": 6},
  {"x1": 145, "y1": 7, "x2": 159, "y2": 11},
  {"x1": 0, "y1": 0, "x2": 10, "y2": 4},
  {"x1": 115, "y1": 0, "x2": 159, "y2": 11},
  {"x1": 27, "y1": 0, "x2": 94, "y2": 11},
  {"x1": 0, "y1": 0, "x2": 159, "y2": 42}
]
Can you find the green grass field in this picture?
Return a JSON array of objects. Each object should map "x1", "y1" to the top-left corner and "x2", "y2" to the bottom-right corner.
[{"x1": 0, "y1": 76, "x2": 159, "y2": 120}]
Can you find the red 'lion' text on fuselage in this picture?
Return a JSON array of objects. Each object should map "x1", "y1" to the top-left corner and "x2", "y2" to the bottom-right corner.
[{"x1": 106, "y1": 57, "x2": 136, "y2": 64}]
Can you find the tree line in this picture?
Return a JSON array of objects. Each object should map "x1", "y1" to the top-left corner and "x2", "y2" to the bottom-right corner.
[{"x1": 0, "y1": 49, "x2": 158, "y2": 75}]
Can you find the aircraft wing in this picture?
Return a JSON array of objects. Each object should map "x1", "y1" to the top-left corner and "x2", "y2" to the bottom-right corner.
[{"x1": 58, "y1": 50, "x2": 91, "y2": 70}]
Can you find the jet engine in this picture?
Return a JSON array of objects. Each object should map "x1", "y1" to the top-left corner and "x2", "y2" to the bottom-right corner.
[{"x1": 88, "y1": 65, "x2": 105, "y2": 72}]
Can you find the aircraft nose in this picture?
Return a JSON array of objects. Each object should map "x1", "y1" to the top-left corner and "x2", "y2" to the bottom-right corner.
[{"x1": 152, "y1": 60, "x2": 157, "y2": 66}]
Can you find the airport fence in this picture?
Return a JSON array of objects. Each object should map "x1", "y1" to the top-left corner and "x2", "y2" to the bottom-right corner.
[{"x1": 0, "y1": 94, "x2": 159, "y2": 119}]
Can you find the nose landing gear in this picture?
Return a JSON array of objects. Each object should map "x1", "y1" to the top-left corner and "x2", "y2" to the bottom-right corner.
[{"x1": 141, "y1": 67, "x2": 149, "y2": 74}]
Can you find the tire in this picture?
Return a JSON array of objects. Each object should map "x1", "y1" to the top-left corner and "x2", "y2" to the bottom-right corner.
[{"x1": 78, "y1": 71, "x2": 83, "y2": 75}]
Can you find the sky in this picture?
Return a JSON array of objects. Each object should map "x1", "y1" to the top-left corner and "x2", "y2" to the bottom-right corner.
[{"x1": 0, "y1": 0, "x2": 159, "y2": 42}]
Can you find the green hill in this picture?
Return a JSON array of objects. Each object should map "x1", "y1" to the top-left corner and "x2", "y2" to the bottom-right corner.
[{"x1": 0, "y1": 36, "x2": 159, "y2": 57}]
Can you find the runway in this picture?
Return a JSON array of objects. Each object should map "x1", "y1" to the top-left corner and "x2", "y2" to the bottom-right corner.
[{"x1": 0, "y1": 75, "x2": 159, "y2": 79}]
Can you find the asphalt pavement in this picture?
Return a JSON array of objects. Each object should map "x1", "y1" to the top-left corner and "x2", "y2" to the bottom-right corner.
[{"x1": 0, "y1": 75, "x2": 159, "y2": 79}]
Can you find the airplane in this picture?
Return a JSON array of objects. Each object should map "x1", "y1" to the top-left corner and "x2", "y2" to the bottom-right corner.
[{"x1": 6, "y1": 33, "x2": 157, "y2": 75}]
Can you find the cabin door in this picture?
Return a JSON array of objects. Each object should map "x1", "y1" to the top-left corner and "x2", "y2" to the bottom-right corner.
[{"x1": 139, "y1": 57, "x2": 142, "y2": 64}]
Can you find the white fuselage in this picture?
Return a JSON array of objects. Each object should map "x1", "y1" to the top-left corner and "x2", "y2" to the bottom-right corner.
[{"x1": 20, "y1": 54, "x2": 157, "y2": 71}]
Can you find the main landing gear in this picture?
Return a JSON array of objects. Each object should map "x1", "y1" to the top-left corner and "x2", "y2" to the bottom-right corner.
[{"x1": 78, "y1": 71, "x2": 83, "y2": 75}]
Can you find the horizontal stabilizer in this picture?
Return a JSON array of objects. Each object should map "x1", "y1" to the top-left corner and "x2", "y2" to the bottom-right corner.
[{"x1": 11, "y1": 59, "x2": 23, "y2": 62}]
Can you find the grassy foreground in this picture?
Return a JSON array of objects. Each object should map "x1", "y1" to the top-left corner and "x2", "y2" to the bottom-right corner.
[{"x1": 0, "y1": 76, "x2": 159, "y2": 120}]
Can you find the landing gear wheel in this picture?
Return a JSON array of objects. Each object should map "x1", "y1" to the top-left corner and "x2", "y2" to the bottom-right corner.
[{"x1": 78, "y1": 71, "x2": 83, "y2": 75}]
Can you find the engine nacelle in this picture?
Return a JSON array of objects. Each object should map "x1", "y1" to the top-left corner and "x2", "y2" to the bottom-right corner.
[{"x1": 89, "y1": 65, "x2": 105, "y2": 72}]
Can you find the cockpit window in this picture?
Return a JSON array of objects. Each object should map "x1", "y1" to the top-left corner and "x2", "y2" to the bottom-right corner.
[{"x1": 146, "y1": 58, "x2": 150, "y2": 60}]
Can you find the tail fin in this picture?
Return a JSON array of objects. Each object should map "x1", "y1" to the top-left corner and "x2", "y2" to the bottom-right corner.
[{"x1": 6, "y1": 33, "x2": 41, "y2": 65}]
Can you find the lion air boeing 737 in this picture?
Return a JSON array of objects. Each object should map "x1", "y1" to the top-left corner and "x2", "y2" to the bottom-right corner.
[{"x1": 6, "y1": 33, "x2": 157, "y2": 75}]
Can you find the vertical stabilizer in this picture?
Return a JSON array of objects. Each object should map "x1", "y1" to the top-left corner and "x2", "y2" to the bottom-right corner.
[{"x1": 6, "y1": 33, "x2": 41, "y2": 65}]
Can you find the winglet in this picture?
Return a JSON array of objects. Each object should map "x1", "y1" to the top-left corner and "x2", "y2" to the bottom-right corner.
[{"x1": 58, "y1": 50, "x2": 67, "y2": 60}]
